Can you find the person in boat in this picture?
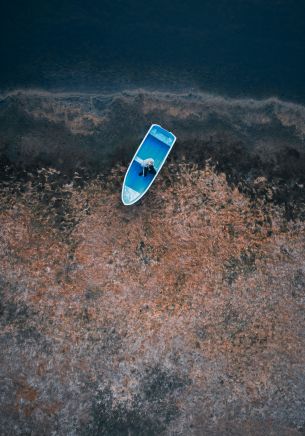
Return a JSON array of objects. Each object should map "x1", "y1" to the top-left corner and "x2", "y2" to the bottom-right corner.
[{"x1": 139, "y1": 158, "x2": 157, "y2": 177}]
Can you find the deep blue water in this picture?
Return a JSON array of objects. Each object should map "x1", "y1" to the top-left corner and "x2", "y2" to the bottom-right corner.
[{"x1": 1, "y1": 0, "x2": 305, "y2": 102}]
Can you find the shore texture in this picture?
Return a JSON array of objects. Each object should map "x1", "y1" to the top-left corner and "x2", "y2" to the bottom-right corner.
[
  {"x1": 1, "y1": 161, "x2": 305, "y2": 435},
  {"x1": 0, "y1": 90, "x2": 305, "y2": 434}
]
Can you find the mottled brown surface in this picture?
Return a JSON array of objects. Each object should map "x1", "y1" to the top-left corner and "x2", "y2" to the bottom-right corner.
[{"x1": 0, "y1": 163, "x2": 305, "y2": 435}]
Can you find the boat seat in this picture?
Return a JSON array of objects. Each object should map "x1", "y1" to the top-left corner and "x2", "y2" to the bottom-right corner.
[{"x1": 134, "y1": 156, "x2": 144, "y2": 165}]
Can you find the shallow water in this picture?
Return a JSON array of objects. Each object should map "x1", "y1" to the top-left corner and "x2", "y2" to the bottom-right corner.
[{"x1": 1, "y1": 88, "x2": 305, "y2": 171}]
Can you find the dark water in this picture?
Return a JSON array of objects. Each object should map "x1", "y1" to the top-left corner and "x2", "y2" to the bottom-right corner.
[{"x1": 1, "y1": 0, "x2": 305, "y2": 102}]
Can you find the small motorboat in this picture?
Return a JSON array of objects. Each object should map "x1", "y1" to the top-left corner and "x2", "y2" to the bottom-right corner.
[{"x1": 121, "y1": 124, "x2": 176, "y2": 205}]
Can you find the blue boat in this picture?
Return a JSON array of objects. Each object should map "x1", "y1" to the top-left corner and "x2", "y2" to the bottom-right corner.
[{"x1": 121, "y1": 124, "x2": 176, "y2": 205}]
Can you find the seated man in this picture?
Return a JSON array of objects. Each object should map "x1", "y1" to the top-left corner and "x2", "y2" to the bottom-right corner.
[{"x1": 139, "y1": 158, "x2": 157, "y2": 177}]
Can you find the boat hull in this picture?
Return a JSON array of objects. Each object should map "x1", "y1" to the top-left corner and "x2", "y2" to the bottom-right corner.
[{"x1": 121, "y1": 124, "x2": 176, "y2": 205}]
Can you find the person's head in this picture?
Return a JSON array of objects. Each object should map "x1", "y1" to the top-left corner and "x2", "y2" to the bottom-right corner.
[{"x1": 147, "y1": 158, "x2": 154, "y2": 167}]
